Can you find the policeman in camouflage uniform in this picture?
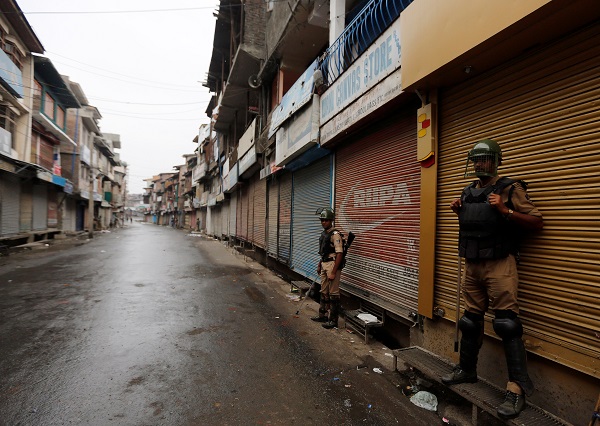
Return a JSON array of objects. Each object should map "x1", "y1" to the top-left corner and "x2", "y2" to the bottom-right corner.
[
  {"x1": 442, "y1": 139, "x2": 543, "y2": 420},
  {"x1": 311, "y1": 207, "x2": 344, "y2": 329}
]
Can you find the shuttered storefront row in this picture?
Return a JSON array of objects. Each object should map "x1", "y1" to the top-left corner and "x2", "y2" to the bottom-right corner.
[
  {"x1": 267, "y1": 178, "x2": 279, "y2": 257},
  {"x1": 238, "y1": 185, "x2": 249, "y2": 240},
  {"x1": 247, "y1": 177, "x2": 255, "y2": 243},
  {"x1": 291, "y1": 156, "x2": 332, "y2": 281},
  {"x1": 252, "y1": 175, "x2": 267, "y2": 248},
  {"x1": 336, "y1": 111, "x2": 420, "y2": 318},
  {"x1": 278, "y1": 173, "x2": 292, "y2": 264},
  {"x1": 228, "y1": 192, "x2": 237, "y2": 238},
  {"x1": 221, "y1": 201, "x2": 229, "y2": 237},
  {"x1": 0, "y1": 173, "x2": 20, "y2": 236},
  {"x1": 435, "y1": 23, "x2": 600, "y2": 377},
  {"x1": 32, "y1": 184, "x2": 47, "y2": 231}
]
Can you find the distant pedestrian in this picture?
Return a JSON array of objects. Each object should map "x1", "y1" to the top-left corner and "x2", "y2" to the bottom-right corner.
[{"x1": 196, "y1": 218, "x2": 201, "y2": 231}]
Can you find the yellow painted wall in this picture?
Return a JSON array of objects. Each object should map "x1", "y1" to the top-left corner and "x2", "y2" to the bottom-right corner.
[{"x1": 400, "y1": 0, "x2": 550, "y2": 88}]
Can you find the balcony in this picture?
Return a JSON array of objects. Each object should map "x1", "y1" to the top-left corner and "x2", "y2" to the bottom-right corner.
[{"x1": 319, "y1": 0, "x2": 412, "y2": 86}]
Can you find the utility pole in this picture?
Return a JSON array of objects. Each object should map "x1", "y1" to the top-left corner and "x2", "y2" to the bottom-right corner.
[{"x1": 88, "y1": 169, "x2": 95, "y2": 238}]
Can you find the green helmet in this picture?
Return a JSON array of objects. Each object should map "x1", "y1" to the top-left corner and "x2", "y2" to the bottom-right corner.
[
  {"x1": 317, "y1": 207, "x2": 335, "y2": 220},
  {"x1": 464, "y1": 139, "x2": 502, "y2": 178}
]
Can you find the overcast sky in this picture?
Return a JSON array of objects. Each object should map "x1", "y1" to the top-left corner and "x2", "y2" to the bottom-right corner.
[{"x1": 17, "y1": 0, "x2": 219, "y2": 194}]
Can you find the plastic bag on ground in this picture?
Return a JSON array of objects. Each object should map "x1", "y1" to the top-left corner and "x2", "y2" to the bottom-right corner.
[{"x1": 409, "y1": 390, "x2": 438, "y2": 412}]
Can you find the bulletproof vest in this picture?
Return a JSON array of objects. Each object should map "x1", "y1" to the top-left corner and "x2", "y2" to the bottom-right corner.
[
  {"x1": 319, "y1": 228, "x2": 335, "y2": 259},
  {"x1": 458, "y1": 177, "x2": 519, "y2": 260}
]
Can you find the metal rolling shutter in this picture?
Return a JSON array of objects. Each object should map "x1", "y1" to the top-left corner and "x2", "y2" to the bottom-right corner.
[
  {"x1": 247, "y1": 177, "x2": 255, "y2": 243},
  {"x1": 278, "y1": 173, "x2": 292, "y2": 263},
  {"x1": 291, "y1": 156, "x2": 332, "y2": 281},
  {"x1": 336, "y1": 112, "x2": 420, "y2": 317},
  {"x1": 213, "y1": 206, "x2": 222, "y2": 236},
  {"x1": 20, "y1": 181, "x2": 33, "y2": 232},
  {"x1": 252, "y1": 175, "x2": 267, "y2": 248},
  {"x1": 0, "y1": 174, "x2": 20, "y2": 236},
  {"x1": 229, "y1": 192, "x2": 237, "y2": 238},
  {"x1": 434, "y1": 23, "x2": 600, "y2": 377},
  {"x1": 239, "y1": 184, "x2": 249, "y2": 241},
  {"x1": 267, "y1": 178, "x2": 279, "y2": 257},
  {"x1": 32, "y1": 184, "x2": 47, "y2": 231},
  {"x1": 221, "y1": 201, "x2": 229, "y2": 237}
]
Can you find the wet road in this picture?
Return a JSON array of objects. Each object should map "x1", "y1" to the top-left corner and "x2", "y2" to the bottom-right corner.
[{"x1": 0, "y1": 223, "x2": 440, "y2": 425}]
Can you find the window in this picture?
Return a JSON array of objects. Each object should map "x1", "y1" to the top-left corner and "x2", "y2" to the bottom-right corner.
[
  {"x1": 34, "y1": 80, "x2": 42, "y2": 98},
  {"x1": 0, "y1": 105, "x2": 16, "y2": 147},
  {"x1": 43, "y1": 92, "x2": 55, "y2": 118},
  {"x1": 3, "y1": 41, "x2": 23, "y2": 70},
  {"x1": 56, "y1": 106, "x2": 65, "y2": 129}
]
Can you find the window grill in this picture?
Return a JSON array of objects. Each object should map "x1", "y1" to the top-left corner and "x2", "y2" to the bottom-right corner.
[{"x1": 319, "y1": 0, "x2": 412, "y2": 86}]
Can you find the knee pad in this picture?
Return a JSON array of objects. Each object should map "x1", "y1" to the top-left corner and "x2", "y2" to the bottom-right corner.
[
  {"x1": 330, "y1": 295, "x2": 340, "y2": 302},
  {"x1": 493, "y1": 316, "x2": 523, "y2": 339},
  {"x1": 459, "y1": 311, "x2": 484, "y2": 338}
]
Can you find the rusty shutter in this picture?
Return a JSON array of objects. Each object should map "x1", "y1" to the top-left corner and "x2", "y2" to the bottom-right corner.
[
  {"x1": 252, "y1": 174, "x2": 267, "y2": 248},
  {"x1": 267, "y1": 177, "x2": 279, "y2": 257},
  {"x1": 435, "y1": 23, "x2": 600, "y2": 377},
  {"x1": 336, "y1": 111, "x2": 420, "y2": 318},
  {"x1": 278, "y1": 172, "x2": 292, "y2": 264}
]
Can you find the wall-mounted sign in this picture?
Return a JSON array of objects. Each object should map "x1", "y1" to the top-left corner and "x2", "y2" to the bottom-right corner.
[
  {"x1": 320, "y1": 20, "x2": 401, "y2": 126},
  {"x1": 275, "y1": 97, "x2": 320, "y2": 166},
  {"x1": 321, "y1": 69, "x2": 402, "y2": 145},
  {"x1": 269, "y1": 59, "x2": 319, "y2": 138}
]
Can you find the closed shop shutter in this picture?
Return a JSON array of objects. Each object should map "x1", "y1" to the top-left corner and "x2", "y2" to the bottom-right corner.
[
  {"x1": 64, "y1": 198, "x2": 76, "y2": 232},
  {"x1": 0, "y1": 173, "x2": 20, "y2": 236},
  {"x1": 435, "y1": 23, "x2": 600, "y2": 377},
  {"x1": 229, "y1": 192, "x2": 237, "y2": 238},
  {"x1": 236, "y1": 187, "x2": 242, "y2": 238},
  {"x1": 252, "y1": 175, "x2": 267, "y2": 248},
  {"x1": 48, "y1": 186, "x2": 58, "y2": 228},
  {"x1": 206, "y1": 207, "x2": 213, "y2": 235},
  {"x1": 239, "y1": 185, "x2": 249, "y2": 240},
  {"x1": 247, "y1": 177, "x2": 255, "y2": 243},
  {"x1": 267, "y1": 178, "x2": 279, "y2": 257},
  {"x1": 20, "y1": 181, "x2": 33, "y2": 232},
  {"x1": 33, "y1": 184, "x2": 47, "y2": 231},
  {"x1": 278, "y1": 173, "x2": 292, "y2": 263},
  {"x1": 213, "y1": 206, "x2": 222, "y2": 236},
  {"x1": 291, "y1": 156, "x2": 332, "y2": 281},
  {"x1": 221, "y1": 201, "x2": 229, "y2": 237},
  {"x1": 336, "y1": 111, "x2": 420, "y2": 317}
]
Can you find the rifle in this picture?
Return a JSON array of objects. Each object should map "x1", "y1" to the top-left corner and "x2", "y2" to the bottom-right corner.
[{"x1": 341, "y1": 231, "x2": 355, "y2": 269}]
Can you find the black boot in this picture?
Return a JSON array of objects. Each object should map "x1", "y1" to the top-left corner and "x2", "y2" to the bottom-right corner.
[
  {"x1": 311, "y1": 298, "x2": 328, "y2": 322},
  {"x1": 503, "y1": 337, "x2": 534, "y2": 396},
  {"x1": 442, "y1": 313, "x2": 483, "y2": 385},
  {"x1": 493, "y1": 314, "x2": 534, "y2": 397},
  {"x1": 322, "y1": 296, "x2": 339, "y2": 329}
]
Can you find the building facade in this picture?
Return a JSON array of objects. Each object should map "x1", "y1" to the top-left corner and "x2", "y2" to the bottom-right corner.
[{"x1": 193, "y1": 0, "x2": 599, "y2": 423}]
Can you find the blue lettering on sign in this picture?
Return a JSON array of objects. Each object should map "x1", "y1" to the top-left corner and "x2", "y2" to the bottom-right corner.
[
  {"x1": 363, "y1": 35, "x2": 393, "y2": 85},
  {"x1": 335, "y1": 67, "x2": 361, "y2": 107},
  {"x1": 322, "y1": 92, "x2": 334, "y2": 118}
]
